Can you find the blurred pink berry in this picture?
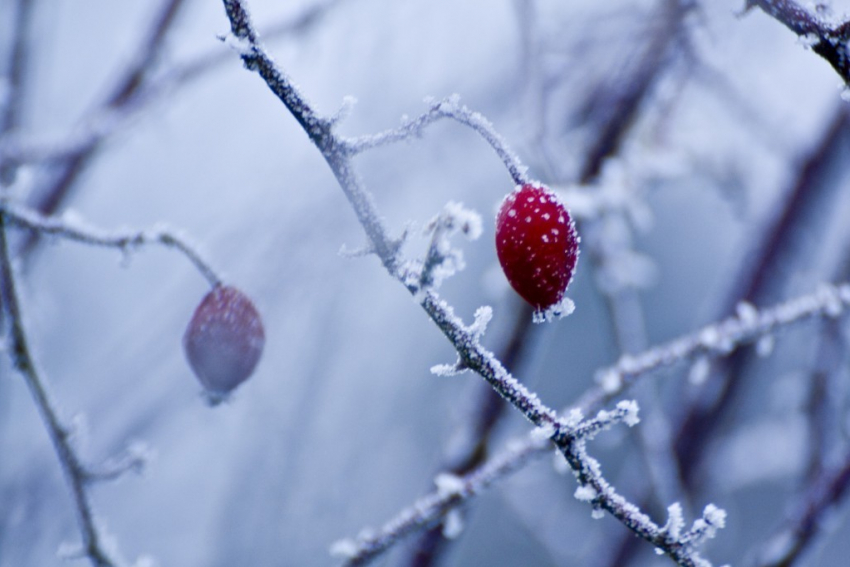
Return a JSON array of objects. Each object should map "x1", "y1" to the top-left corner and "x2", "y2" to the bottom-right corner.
[
  {"x1": 495, "y1": 183, "x2": 579, "y2": 312},
  {"x1": 183, "y1": 285, "x2": 265, "y2": 398}
]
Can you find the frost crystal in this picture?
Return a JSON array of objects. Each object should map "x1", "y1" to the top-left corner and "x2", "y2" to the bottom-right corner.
[
  {"x1": 616, "y1": 400, "x2": 640, "y2": 427},
  {"x1": 596, "y1": 369, "x2": 623, "y2": 393},
  {"x1": 574, "y1": 485, "x2": 598, "y2": 502},
  {"x1": 329, "y1": 538, "x2": 359, "y2": 558},
  {"x1": 430, "y1": 362, "x2": 463, "y2": 377},
  {"x1": 532, "y1": 296, "x2": 576, "y2": 324},
  {"x1": 531, "y1": 423, "x2": 556, "y2": 441},
  {"x1": 688, "y1": 357, "x2": 711, "y2": 386},
  {"x1": 664, "y1": 502, "x2": 685, "y2": 540},
  {"x1": 434, "y1": 473, "x2": 465, "y2": 496},
  {"x1": 442, "y1": 509, "x2": 464, "y2": 539}
]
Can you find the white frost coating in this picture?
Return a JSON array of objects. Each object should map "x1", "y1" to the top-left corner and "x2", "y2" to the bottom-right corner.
[
  {"x1": 688, "y1": 357, "x2": 711, "y2": 386},
  {"x1": 130, "y1": 556, "x2": 158, "y2": 567},
  {"x1": 591, "y1": 509, "x2": 605, "y2": 520},
  {"x1": 564, "y1": 408, "x2": 584, "y2": 427},
  {"x1": 430, "y1": 362, "x2": 463, "y2": 377},
  {"x1": 664, "y1": 502, "x2": 685, "y2": 540},
  {"x1": 552, "y1": 449, "x2": 570, "y2": 475},
  {"x1": 329, "y1": 538, "x2": 359, "y2": 558},
  {"x1": 616, "y1": 400, "x2": 640, "y2": 427},
  {"x1": 434, "y1": 473, "x2": 465, "y2": 496},
  {"x1": 468, "y1": 306, "x2": 493, "y2": 339},
  {"x1": 574, "y1": 484, "x2": 598, "y2": 502},
  {"x1": 756, "y1": 334, "x2": 775, "y2": 357},
  {"x1": 704, "y1": 504, "x2": 726, "y2": 529},
  {"x1": 443, "y1": 201, "x2": 483, "y2": 240},
  {"x1": 220, "y1": 32, "x2": 255, "y2": 56},
  {"x1": 532, "y1": 296, "x2": 575, "y2": 324},
  {"x1": 442, "y1": 509, "x2": 464, "y2": 539},
  {"x1": 596, "y1": 369, "x2": 623, "y2": 393},
  {"x1": 530, "y1": 423, "x2": 556, "y2": 441},
  {"x1": 736, "y1": 301, "x2": 759, "y2": 326}
]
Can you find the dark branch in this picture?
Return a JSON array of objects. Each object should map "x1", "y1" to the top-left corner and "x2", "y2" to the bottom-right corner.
[{"x1": 745, "y1": 0, "x2": 850, "y2": 85}]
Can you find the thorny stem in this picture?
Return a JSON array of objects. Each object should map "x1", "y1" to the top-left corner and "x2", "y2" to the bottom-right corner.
[
  {"x1": 0, "y1": 212, "x2": 118, "y2": 567},
  {"x1": 220, "y1": 2, "x2": 720, "y2": 566}
]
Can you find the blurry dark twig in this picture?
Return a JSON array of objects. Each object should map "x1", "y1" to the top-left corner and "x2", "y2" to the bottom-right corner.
[
  {"x1": 674, "y1": 104, "x2": 850, "y2": 495},
  {"x1": 743, "y1": 0, "x2": 850, "y2": 86},
  {"x1": 1, "y1": 201, "x2": 222, "y2": 287},
  {"x1": 0, "y1": 0, "x2": 349, "y2": 167},
  {"x1": 748, "y1": 448, "x2": 850, "y2": 567},
  {"x1": 0, "y1": 0, "x2": 36, "y2": 184},
  {"x1": 20, "y1": 0, "x2": 188, "y2": 256}
]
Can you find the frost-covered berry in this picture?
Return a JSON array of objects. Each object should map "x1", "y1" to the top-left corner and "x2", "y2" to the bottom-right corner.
[
  {"x1": 183, "y1": 285, "x2": 265, "y2": 399},
  {"x1": 495, "y1": 183, "x2": 579, "y2": 318}
]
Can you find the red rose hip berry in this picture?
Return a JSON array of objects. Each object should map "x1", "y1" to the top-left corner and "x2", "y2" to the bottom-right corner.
[
  {"x1": 183, "y1": 285, "x2": 265, "y2": 400},
  {"x1": 495, "y1": 183, "x2": 579, "y2": 318}
]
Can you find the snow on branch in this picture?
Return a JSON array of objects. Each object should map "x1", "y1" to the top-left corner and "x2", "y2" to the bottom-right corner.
[
  {"x1": 743, "y1": 0, "x2": 850, "y2": 86},
  {"x1": 0, "y1": 201, "x2": 222, "y2": 287},
  {"x1": 218, "y1": 2, "x2": 729, "y2": 565}
]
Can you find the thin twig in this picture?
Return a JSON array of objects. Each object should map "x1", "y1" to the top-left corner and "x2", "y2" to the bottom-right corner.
[
  {"x1": 331, "y1": 281, "x2": 850, "y2": 564},
  {"x1": 743, "y1": 0, "x2": 850, "y2": 85},
  {"x1": 748, "y1": 448, "x2": 850, "y2": 567},
  {"x1": 0, "y1": 0, "x2": 350, "y2": 167},
  {"x1": 1, "y1": 201, "x2": 222, "y2": 287},
  {"x1": 0, "y1": 211, "x2": 120, "y2": 567},
  {"x1": 20, "y1": 0, "x2": 189, "y2": 256}
]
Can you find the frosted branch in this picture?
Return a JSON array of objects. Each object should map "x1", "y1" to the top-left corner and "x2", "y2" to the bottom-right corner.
[
  {"x1": 331, "y1": 436, "x2": 546, "y2": 565},
  {"x1": 0, "y1": 201, "x2": 222, "y2": 287},
  {"x1": 340, "y1": 282, "x2": 850, "y2": 564},
  {"x1": 415, "y1": 201, "x2": 482, "y2": 292},
  {"x1": 343, "y1": 95, "x2": 529, "y2": 186},
  {"x1": 0, "y1": 213, "x2": 122, "y2": 567},
  {"x1": 219, "y1": 2, "x2": 727, "y2": 565},
  {"x1": 580, "y1": 283, "x2": 850, "y2": 411},
  {"x1": 743, "y1": 0, "x2": 850, "y2": 86}
]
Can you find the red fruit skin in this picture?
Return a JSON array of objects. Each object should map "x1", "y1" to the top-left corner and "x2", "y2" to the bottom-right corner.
[
  {"x1": 495, "y1": 184, "x2": 579, "y2": 310},
  {"x1": 183, "y1": 285, "x2": 265, "y2": 396}
]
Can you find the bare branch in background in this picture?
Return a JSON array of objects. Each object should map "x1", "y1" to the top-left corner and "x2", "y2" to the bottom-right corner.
[
  {"x1": 0, "y1": 212, "x2": 127, "y2": 567},
  {"x1": 743, "y1": 0, "x2": 850, "y2": 86},
  {"x1": 1, "y1": 201, "x2": 223, "y2": 288}
]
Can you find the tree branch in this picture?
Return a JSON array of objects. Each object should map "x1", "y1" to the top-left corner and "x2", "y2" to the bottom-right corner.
[
  {"x1": 1, "y1": 201, "x2": 222, "y2": 287},
  {"x1": 744, "y1": 0, "x2": 850, "y2": 86},
  {"x1": 219, "y1": 2, "x2": 728, "y2": 565},
  {"x1": 0, "y1": 210, "x2": 121, "y2": 567}
]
